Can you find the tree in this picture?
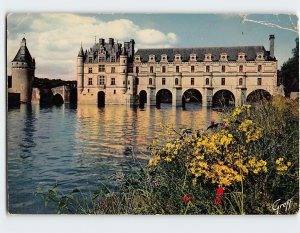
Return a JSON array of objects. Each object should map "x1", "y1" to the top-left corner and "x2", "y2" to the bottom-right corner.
[{"x1": 279, "y1": 38, "x2": 299, "y2": 96}]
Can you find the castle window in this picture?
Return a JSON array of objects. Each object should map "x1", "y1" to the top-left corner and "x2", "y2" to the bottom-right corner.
[
  {"x1": 239, "y1": 78, "x2": 243, "y2": 86},
  {"x1": 98, "y1": 65, "x2": 105, "y2": 72},
  {"x1": 191, "y1": 78, "x2": 195, "y2": 86},
  {"x1": 191, "y1": 66, "x2": 195, "y2": 73},
  {"x1": 221, "y1": 78, "x2": 225, "y2": 86},
  {"x1": 8, "y1": 76, "x2": 12, "y2": 88},
  {"x1": 89, "y1": 57, "x2": 93, "y2": 63},
  {"x1": 206, "y1": 66, "x2": 210, "y2": 72},
  {"x1": 176, "y1": 66, "x2": 180, "y2": 73},
  {"x1": 206, "y1": 78, "x2": 210, "y2": 85},
  {"x1": 111, "y1": 67, "x2": 115, "y2": 73},
  {"x1": 111, "y1": 56, "x2": 116, "y2": 62},
  {"x1": 98, "y1": 76, "x2": 105, "y2": 85},
  {"x1": 175, "y1": 78, "x2": 179, "y2": 85},
  {"x1": 239, "y1": 56, "x2": 243, "y2": 59},
  {"x1": 149, "y1": 78, "x2": 153, "y2": 85},
  {"x1": 111, "y1": 78, "x2": 116, "y2": 85},
  {"x1": 128, "y1": 80, "x2": 130, "y2": 85},
  {"x1": 123, "y1": 60, "x2": 126, "y2": 64},
  {"x1": 88, "y1": 67, "x2": 93, "y2": 73},
  {"x1": 88, "y1": 78, "x2": 92, "y2": 85},
  {"x1": 150, "y1": 66, "x2": 154, "y2": 73},
  {"x1": 162, "y1": 78, "x2": 166, "y2": 85},
  {"x1": 114, "y1": 89, "x2": 116, "y2": 94},
  {"x1": 136, "y1": 78, "x2": 139, "y2": 85},
  {"x1": 257, "y1": 78, "x2": 262, "y2": 86},
  {"x1": 135, "y1": 57, "x2": 140, "y2": 61},
  {"x1": 222, "y1": 65, "x2": 226, "y2": 72},
  {"x1": 162, "y1": 66, "x2": 166, "y2": 73},
  {"x1": 239, "y1": 65, "x2": 243, "y2": 73},
  {"x1": 88, "y1": 89, "x2": 90, "y2": 93},
  {"x1": 98, "y1": 57, "x2": 105, "y2": 63},
  {"x1": 136, "y1": 67, "x2": 139, "y2": 73},
  {"x1": 258, "y1": 65, "x2": 262, "y2": 72}
]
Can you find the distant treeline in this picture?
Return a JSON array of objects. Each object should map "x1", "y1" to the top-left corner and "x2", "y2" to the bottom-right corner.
[{"x1": 33, "y1": 77, "x2": 77, "y2": 89}]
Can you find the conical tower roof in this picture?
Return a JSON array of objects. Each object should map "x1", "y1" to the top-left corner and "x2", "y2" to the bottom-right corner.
[
  {"x1": 78, "y1": 45, "x2": 84, "y2": 57},
  {"x1": 12, "y1": 38, "x2": 33, "y2": 66}
]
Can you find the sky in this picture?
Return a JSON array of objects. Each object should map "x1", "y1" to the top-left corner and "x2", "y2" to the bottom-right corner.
[{"x1": 6, "y1": 13, "x2": 299, "y2": 81}]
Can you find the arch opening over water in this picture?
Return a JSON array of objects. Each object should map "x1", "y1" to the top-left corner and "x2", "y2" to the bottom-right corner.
[
  {"x1": 97, "y1": 91, "x2": 105, "y2": 107},
  {"x1": 52, "y1": 93, "x2": 64, "y2": 106},
  {"x1": 213, "y1": 90, "x2": 235, "y2": 107},
  {"x1": 246, "y1": 89, "x2": 271, "y2": 103},
  {"x1": 182, "y1": 89, "x2": 202, "y2": 108},
  {"x1": 156, "y1": 89, "x2": 172, "y2": 108},
  {"x1": 139, "y1": 90, "x2": 147, "y2": 108}
]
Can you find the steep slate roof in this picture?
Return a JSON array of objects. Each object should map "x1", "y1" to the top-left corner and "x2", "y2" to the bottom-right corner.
[
  {"x1": 135, "y1": 46, "x2": 272, "y2": 62},
  {"x1": 12, "y1": 38, "x2": 33, "y2": 66}
]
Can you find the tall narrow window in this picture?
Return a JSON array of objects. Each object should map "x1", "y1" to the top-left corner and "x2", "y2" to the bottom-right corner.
[
  {"x1": 88, "y1": 67, "x2": 92, "y2": 73},
  {"x1": 162, "y1": 78, "x2": 166, "y2": 85},
  {"x1": 149, "y1": 78, "x2": 152, "y2": 85},
  {"x1": 258, "y1": 65, "x2": 262, "y2": 72},
  {"x1": 239, "y1": 78, "x2": 243, "y2": 86},
  {"x1": 136, "y1": 67, "x2": 139, "y2": 73},
  {"x1": 98, "y1": 76, "x2": 105, "y2": 85},
  {"x1": 222, "y1": 65, "x2": 226, "y2": 72},
  {"x1": 191, "y1": 78, "x2": 195, "y2": 85},
  {"x1": 8, "y1": 76, "x2": 12, "y2": 88},
  {"x1": 221, "y1": 78, "x2": 225, "y2": 85},
  {"x1": 206, "y1": 78, "x2": 210, "y2": 85},
  {"x1": 111, "y1": 78, "x2": 116, "y2": 85},
  {"x1": 175, "y1": 78, "x2": 179, "y2": 85},
  {"x1": 239, "y1": 65, "x2": 243, "y2": 73},
  {"x1": 98, "y1": 65, "x2": 105, "y2": 72},
  {"x1": 176, "y1": 66, "x2": 179, "y2": 73},
  {"x1": 150, "y1": 66, "x2": 154, "y2": 73},
  {"x1": 162, "y1": 66, "x2": 166, "y2": 73},
  {"x1": 111, "y1": 67, "x2": 115, "y2": 73},
  {"x1": 114, "y1": 89, "x2": 116, "y2": 94},
  {"x1": 88, "y1": 78, "x2": 92, "y2": 85},
  {"x1": 191, "y1": 66, "x2": 195, "y2": 73},
  {"x1": 257, "y1": 78, "x2": 262, "y2": 85},
  {"x1": 206, "y1": 66, "x2": 210, "y2": 72}
]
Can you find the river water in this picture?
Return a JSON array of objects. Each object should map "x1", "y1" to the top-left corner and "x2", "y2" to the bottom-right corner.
[{"x1": 7, "y1": 103, "x2": 221, "y2": 214}]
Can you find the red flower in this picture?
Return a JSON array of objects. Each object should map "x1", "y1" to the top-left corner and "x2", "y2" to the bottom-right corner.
[
  {"x1": 216, "y1": 196, "x2": 222, "y2": 205},
  {"x1": 217, "y1": 187, "x2": 224, "y2": 196},
  {"x1": 181, "y1": 195, "x2": 192, "y2": 204}
]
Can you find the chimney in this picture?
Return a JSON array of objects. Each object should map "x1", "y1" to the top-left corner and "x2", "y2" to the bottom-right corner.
[
  {"x1": 109, "y1": 38, "x2": 114, "y2": 45},
  {"x1": 99, "y1": 38, "x2": 104, "y2": 45},
  {"x1": 269, "y1": 35, "x2": 275, "y2": 59}
]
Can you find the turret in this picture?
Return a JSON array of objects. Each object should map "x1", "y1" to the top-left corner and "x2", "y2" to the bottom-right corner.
[
  {"x1": 77, "y1": 45, "x2": 84, "y2": 92},
  {"x1": 11, "y1": 37, "x2": 35, "y2": 104}
]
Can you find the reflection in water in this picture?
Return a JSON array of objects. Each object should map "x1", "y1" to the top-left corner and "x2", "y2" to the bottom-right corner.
[{"x1": 7, "y1": 103, "x2": 220, "y2": 213}]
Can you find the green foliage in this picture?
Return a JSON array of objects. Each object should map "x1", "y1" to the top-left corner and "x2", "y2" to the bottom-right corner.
[{"x1": 39, "y1": 97, "x2": 299, "y2": 214}]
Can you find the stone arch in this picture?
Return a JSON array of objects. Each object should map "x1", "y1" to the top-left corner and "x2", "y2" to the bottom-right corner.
[
  {"x1": 139, "y1": 90, "x2": 147, "y2": 107},
  {"x1": 52, "y1": 93, "x2": 64, "y2": 106},
  {"x1": 213, "y1": 89, "x2": 235, "y2": 107},
  {"x1": 97, "y1": 91, "x2": 105, "y2": 107},
  {"x1": 156, "y1": 89, "x2": 172, "y2": 107},
  {"x1": 246, "y1": 89, "x2": 271, "y2": 103},
  {"x1": 182, "y1": 89, "x2": 202, "y2": 108}
]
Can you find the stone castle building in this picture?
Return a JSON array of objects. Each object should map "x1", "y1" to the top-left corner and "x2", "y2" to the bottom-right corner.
[
  {"x1": 77, "y1": 35, "x2": 278, "y2": 107},
  {"x1": 8, "y1": 38, "x2": 35, "y2": 104}
]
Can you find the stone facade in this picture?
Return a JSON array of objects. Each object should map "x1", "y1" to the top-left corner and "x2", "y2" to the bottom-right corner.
[
  {"x1": 78, "y1": 35, "x2": 278, "y2": 107},
  {"x1": 8, "y1": 38, "x2": 35, "y2": 104}
]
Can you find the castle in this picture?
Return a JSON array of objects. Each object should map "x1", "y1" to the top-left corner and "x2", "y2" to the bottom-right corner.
[{"x1": 77, "y1": 35, "x2": 278, "y2": 107}]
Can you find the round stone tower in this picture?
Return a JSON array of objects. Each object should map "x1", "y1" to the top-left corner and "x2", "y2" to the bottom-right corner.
[
  {"x1": 11, "y1": 37, "x2": 35, "y2": 104},
  {"x1": 77, "y1": 45, "x2": 84, "y2": 93}
]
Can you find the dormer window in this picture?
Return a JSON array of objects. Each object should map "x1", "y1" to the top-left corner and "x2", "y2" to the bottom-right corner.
[
  {"x1": 238, "y1": 53, "x2": 246, "y2": 61},
  {"x1": 149, "y1": 55, "x2": 155, "y2": 62},
  {"x1": 98, "y1": 56, "x2": 105, "y2": 63},
  {"x1": 88, "y1": 57, "x2": 93, "y2": 63},
  {"x1": 175, "y1": 54, "x2": 181, "y2": 62},
  {"x1": 204, "y1": 53, "x2": 212, "y2": 61},
  {"x1": 220, "y1": 53, "x2": 228, "y2": 61},
  {"x1": 189, "y1": 53, "x2": 197, "y2": 62},
  {"x1": 161, "y1": 54, "x2": 168, "y2": 62},
  {"x1": 111, "y1": 56, "x2": 116, "y2": 62},
  {"x1": 135, "y1": 56, "x2": 141, "y2": 62},
  {"x1": 256, "y1": 52, "x2": 264, "y2": 61}
]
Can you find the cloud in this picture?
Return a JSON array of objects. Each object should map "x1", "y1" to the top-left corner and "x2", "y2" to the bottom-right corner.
[{"x1": 7, "y1": 13, "x2": 179, "y2": 80}]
